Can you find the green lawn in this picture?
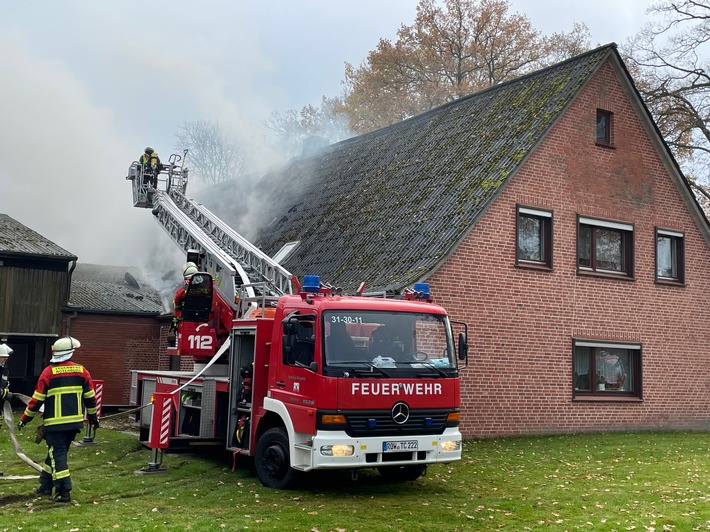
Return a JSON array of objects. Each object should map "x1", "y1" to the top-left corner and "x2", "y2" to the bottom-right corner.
[{"x1": 1, "y1": 416, "x2": 710, "y2": 531}]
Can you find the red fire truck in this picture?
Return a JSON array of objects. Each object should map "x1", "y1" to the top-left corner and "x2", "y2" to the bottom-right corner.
[{"x1": 126, "y1": 153, "x2": 469, "y2": 488}]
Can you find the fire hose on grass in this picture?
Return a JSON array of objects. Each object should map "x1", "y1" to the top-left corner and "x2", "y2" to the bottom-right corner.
[
  {"x1": 0, "y1": 392, "x2": 147, "y2": 480},
  {"x1": 2, "y1": 341, "x2": 232, "y2": 479},
  {"x1": 1, "y1": 393, "x2": 42, "y2": 479}
]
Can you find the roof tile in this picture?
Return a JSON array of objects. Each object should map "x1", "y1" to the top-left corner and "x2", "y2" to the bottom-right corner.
[{"x1": 204, "y1": 46, "x2": 614, "y2": 293}]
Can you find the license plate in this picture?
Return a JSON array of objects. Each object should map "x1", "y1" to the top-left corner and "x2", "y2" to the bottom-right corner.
[{"x1": 383, "y1": 440, "x2": 418, "y2": 452}]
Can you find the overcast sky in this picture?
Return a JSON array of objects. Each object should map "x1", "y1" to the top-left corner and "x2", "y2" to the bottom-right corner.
[{"x1": 0, "y1": 0, "x2": 656, "y2": 276}]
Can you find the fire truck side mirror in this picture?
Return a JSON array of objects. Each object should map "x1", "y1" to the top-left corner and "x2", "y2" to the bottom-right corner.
[{"x1": 457, "y1": 333, "x2": 468, "y2": 361}]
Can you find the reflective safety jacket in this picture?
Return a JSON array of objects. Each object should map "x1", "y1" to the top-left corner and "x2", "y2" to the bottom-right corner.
[{"x1": 21, "y1": 362, "x2": 97, "y2": 432}]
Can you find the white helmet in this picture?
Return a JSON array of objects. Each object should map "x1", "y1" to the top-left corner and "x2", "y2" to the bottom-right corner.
[
  {"x1": 183, "y1": 265, "x2": 198, "y2": 279},
  {"x1": 0, "y1": 343, "x2": 12, "y2": 358},
  {"x1": 51, "y1": 336, "x2": 81, "y2": 363}
]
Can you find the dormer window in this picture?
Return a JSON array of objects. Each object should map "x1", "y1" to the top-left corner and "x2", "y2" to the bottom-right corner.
[{"x1": 272, "y1": 241, "x2": 300, "y2": 264}]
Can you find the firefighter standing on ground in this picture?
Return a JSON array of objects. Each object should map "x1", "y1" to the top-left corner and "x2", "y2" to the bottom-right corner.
[
  {"x1": 18, "y1": 337, "x2": 98, "y2": 503},
  {"x1": 0, "y1": 343, "x2": 13, "y2": 476}
]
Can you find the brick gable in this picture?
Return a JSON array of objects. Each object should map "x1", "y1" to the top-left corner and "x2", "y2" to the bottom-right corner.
[{"x1": 429, "y1": 61, "x2": 710, "y2": 437}]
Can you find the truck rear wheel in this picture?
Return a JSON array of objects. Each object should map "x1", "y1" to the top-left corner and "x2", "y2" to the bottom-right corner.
[
  {"x1": 377, "y1": 465, "x2": 426, "y2": 482},
  {"x1": 255, "y1": 427, "x2": 297, "y2": 489}
]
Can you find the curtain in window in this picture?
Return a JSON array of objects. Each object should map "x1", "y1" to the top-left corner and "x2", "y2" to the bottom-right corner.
[
  {"x1": 518, "y1": 215, "x2": 542, "y2": 261},
  {"x1": 595, "y1": 229, "x2": 622, "y2": 271},
  {"x1": 578, "y1": 226, "x2": 591, "y2": 267},
  {"x1": 573, "y1": 346, "x2": 590, "y2": 390},
  {"x1": 657, "y1": 236, "x2": 675, "y2": 277}
]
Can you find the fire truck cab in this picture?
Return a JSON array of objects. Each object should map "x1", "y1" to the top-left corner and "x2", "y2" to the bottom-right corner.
[{"x1": 225, "y1": 278, "x2": 467, "y2": 488}]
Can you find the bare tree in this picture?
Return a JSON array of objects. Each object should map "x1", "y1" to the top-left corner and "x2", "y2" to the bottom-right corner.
[
  {"x1": 175, "y1": 120, "x2": 243, "y2": 185},
  {"x1": 265, "y1": 96, "x2": 352, "y2": 158},
  {"x1": 624, "y1": 0, "x2": 710, "y2": 211}
]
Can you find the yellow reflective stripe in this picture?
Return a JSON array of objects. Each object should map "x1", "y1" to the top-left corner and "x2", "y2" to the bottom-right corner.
[
  {"x1": 86, "y1": 406, "x2": 97, "y2": 415},
  {"x1": 48, "y1": 446, "x2": 56, "y2": 480},
  {"x1": 83, "y1": 389, "x2": 96, "y2": 399},
  {"x1": 32, "y1": 391, "x2": 46, "y2": 401},
  {"x1": 44, "y1": 414, "x2": 84, "y2": 426},
  {"x1": 42, "y1": 464, "x2": 52, "y2": 474},
  {"x1": 45, "y1": 386, "x2": 84, "y2": 424},
  {"x1": 47, "y1": 386, "x2": 83, "y2": 396},
  {"x1": 54, "y1": 469, "x2": 70, "y2": 480},
  {"x1": 23, "y1": 408, "x2": 36, "y2": 419}
]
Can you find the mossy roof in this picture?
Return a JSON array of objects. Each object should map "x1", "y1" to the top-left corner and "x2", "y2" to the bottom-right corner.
[
  {"x1": 0, "y1": 213, "x2": 76, "y2": 260},
  {"x1": 243, "y1": 45, "x2": 616, "y2": 293}
]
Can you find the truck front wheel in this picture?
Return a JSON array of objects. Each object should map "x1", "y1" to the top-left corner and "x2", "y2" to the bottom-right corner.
[{"x1": 255, "y1": 427, "x2": 297, "y2": 489}]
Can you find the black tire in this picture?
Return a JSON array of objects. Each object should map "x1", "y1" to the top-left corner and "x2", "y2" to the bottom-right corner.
[
  {"x1": 377, "y1": 465, "x2": 425, "y2": 482},
  {"x1": 255, "y1": 427, "x2": 297, "y2": 489}
]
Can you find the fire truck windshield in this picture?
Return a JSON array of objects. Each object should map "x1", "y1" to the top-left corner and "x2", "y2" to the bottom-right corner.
[{"x1": 322, "y1": 310, "x2": 455, "y2": 373}]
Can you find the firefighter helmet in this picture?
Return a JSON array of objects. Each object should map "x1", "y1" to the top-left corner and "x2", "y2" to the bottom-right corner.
[
  {"x1": 0, "y1": 343, "x2": 12, "y2": 358},
  {"x1": 51, "y1": 336, "x2": 81, "y2": 363},
  {"x1": 144, "y1": 146, "x2": 154, "y2": 154},
  {"x1": 183, "y1": 265, "x2": 198, "y2": 279}
]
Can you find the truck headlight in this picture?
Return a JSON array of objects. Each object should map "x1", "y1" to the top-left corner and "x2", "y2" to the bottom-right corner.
[
  {"x1": 320, "y1": 445, "x2": 354, "y2": 457},
  {"x1": 440, "y1": 440, "x2": 460, "y2": 452}
]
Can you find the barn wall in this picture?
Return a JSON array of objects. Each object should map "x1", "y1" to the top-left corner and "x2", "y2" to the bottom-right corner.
[{"x1": 0, "y1": 263, "x2": 70, "y2": 334}]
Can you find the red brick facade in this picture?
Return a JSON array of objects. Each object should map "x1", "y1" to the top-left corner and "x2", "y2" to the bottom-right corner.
[
  {"x1": 430, "y1": 62, "x2": 710, "y2": 437},
  {"x1": 60, "y1": 314, "x2": 164, "y2": 405}
]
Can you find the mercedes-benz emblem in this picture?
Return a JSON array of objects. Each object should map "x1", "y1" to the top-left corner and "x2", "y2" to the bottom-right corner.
[{"x1": 391, "y1": 402, "x2": 410, "y2": 425}]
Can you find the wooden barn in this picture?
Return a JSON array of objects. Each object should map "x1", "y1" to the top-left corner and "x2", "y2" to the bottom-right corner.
[
  {"x1": 0, "y1": 214, "x2": 76, "y2": 395},
  {"x1": 201, "y1": 44, "x2": 710, "y2": 437}
]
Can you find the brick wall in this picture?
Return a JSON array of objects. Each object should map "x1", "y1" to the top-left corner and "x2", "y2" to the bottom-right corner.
[
  {"x1": 429, "y1": 61, "x2": 710, "y2": 437},
  {"x1": 61, "y1": 313, "x2": 164, "y2": 405}
]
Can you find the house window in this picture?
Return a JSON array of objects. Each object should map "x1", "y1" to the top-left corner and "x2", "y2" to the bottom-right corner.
[
  {"x1": 577, "y1": 216, "x2": 634, "y2": 277},
  {"x1": 573, "y1": 341, "x2": 641, "y2": 397},
  {"x1": 516, "y1": 206, "x2": 552, "y2": 268},
  {"x1": 596, "y1": 109, "x2": 613, "y2": 146},
  {"x1": 656, "y1": 228, "x2": 684, "y2": 284}
]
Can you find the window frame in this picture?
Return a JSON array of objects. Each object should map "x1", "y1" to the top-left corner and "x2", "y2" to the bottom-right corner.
[
  {"x1": 572, "y1": 340, "x2": 642, "y2": 399},
  {"x1": 515, "y1": 205, "x2": 553, "y2": 270},
  {"x1": 273, "y1": 240, "x2": 300, "y2": 264},
  {"x1": 596, "y1": 109, "x2": 614, "y2": 147},
  {"x1": 655, "y1": 228, "x2": 685, "y2": 286},
  {"x1": 577, "y1": 216, "x2": 634, "y2": 279}
]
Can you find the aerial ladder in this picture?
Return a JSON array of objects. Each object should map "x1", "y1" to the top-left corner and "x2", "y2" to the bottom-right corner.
[{"x1": 126, "y1": 151, "x2": 294, "y2": 359}]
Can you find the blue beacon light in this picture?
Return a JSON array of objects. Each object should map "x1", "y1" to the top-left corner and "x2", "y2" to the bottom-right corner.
[
  {"x1": 303, "y1": 275, "x2": 321, "y2": 293},
  {"x1": 413, "y1": 282, "x2": 431, "y2": 298}
]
